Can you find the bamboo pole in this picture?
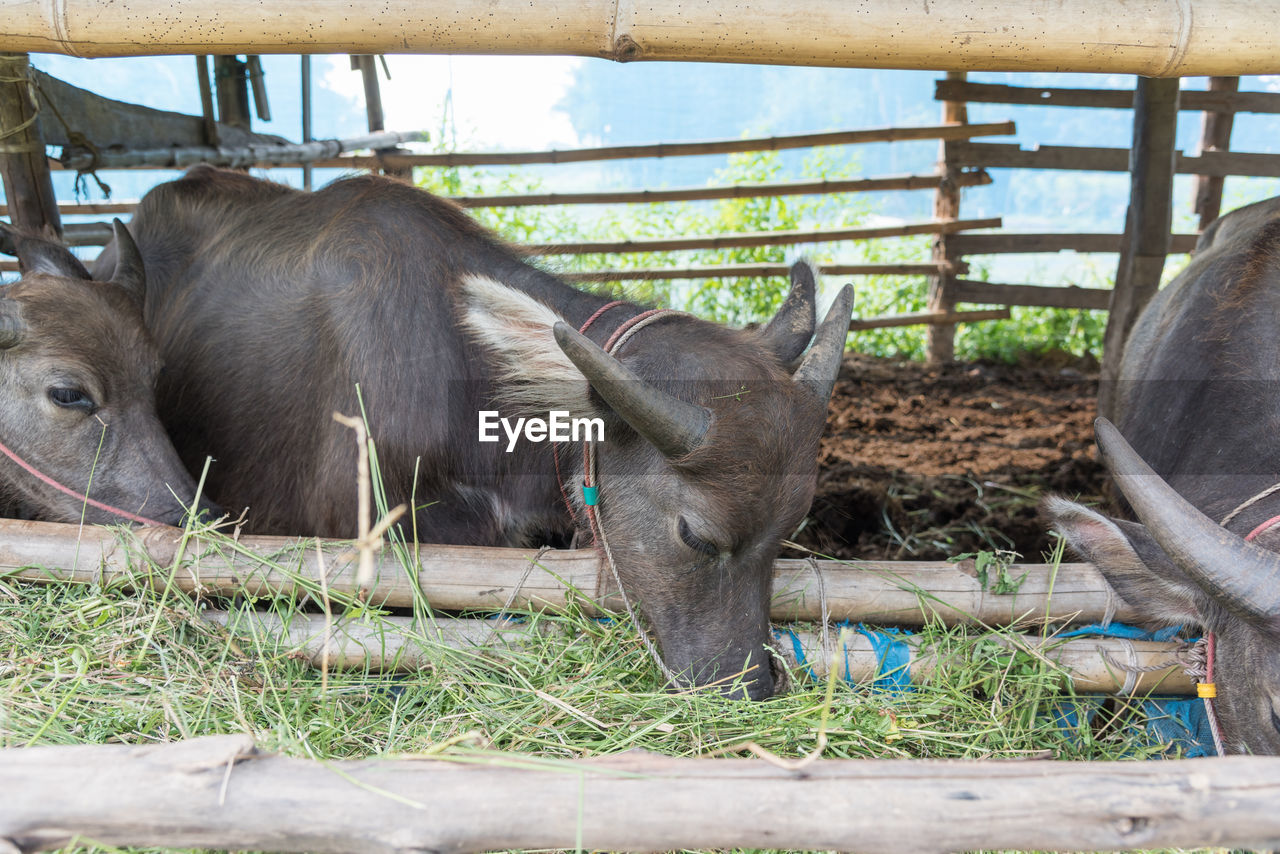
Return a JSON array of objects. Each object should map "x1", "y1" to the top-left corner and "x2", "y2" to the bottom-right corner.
[
  {"x1": 6, "y1": 735, "x2": 1280, "y2": 853},
  {"x1": 847, "y1": 308, "x2": 1010, "y2": 332},
  {"x1": 950, "y1": 140, "x2": 1280, "y2": 178},
  {"x1": 3, "y1": 1, "x2": 1280, "y2": 76},
  {"x1": 310, "y1": 122, "x2": 1016, "y2": 169},
  {"x1": 0, "y1": 519, "x2": 1135, "y2": 626},
  {"x1": 949, "y1": 232, "x2": 1200, "y2": 255},
  {"x1": 952, "y1": 280, "x2": 1113, "y2": 311},
  {"x1": 203, "y1": 609, "x2": 1195, "y2": 695},
  {"x1": 54, "y1": 130, "x2": 427, "y2": 171}
]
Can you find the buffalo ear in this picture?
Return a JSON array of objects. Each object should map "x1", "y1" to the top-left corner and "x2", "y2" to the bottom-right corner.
[
  {"x1": 105, "y1": 219, "x2": 146, "y2": 306},
  {"x1": 1042, "y1": 496, "x2": 1212, "y2": 628},
  {"x1": 0, "y1": 221, "x2": 90, "y2": 280},
  {"x1": 457, "y1": 273, "x2": 594, "y2": 417},
  {"x1": 0, "y1": 299, "x2": 28, "y2": 350},
  {"x1": 759, "y1": 259, "x2": 818, "y2": 364}
]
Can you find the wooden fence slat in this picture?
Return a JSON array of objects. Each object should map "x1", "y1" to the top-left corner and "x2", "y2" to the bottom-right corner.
[
  {"x1": 0, "y1": 519, "x2": 1133, "y2": 627},
  {"x1": 948, "y1": 232, "x2": 1200, "y2": 255},
  {"x1": 202, "y1": 609, "x2": 1195, "y2": 696},
  {"x1": 847, "y1": 308, "x2": 1010, "y2": 331},
  {"x1": 559, "y1": 262, "x2": 952, "y2": 283},
  {"x1": 950, "y1": 140, "x2": 1280, "y2": 178},
  {"x1": 1193, "y1": 77, "x2": 1240, "y2": 230},
  {"x1": 296, "y1": 122, "x2": 1017, "y2": 171},
  {"x1": 936, "y1": 78, "x2": 1280, "y2": 114},
  {"x1": 526, "y1": 217, "x2": 1002, "y2": 256},
  {"x1": 450, "y1": 171, "x2": 994, "y2": 208},
  {"x1": 952, "y1": 279, "x2": 1113, "y2": 310},
  {"x1": 7, "y1": 735, "x2": 1280, "y2": 853}
]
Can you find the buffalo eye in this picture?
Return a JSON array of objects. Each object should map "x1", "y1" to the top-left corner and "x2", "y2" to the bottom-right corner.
[
  {"x1": 678, "y1": 517, "x2": 719, "y2": 557},
  {"x1": 47, "y1": 386, "x2": 95, "y2": 413}
]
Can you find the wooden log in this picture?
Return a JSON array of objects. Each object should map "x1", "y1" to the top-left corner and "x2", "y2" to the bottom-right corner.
[
  {"x1": 0, "y1": 519, "x2": 1135, "y2": 626},
  {"x1": 949, "y1": 232, "x2": 1200, "y2": 255},
  {"x1": 0, "y1": 53, "x2": 60, "y2": 238},
  {"x1": 847, "y1": 308, "x2": 1011, "y2": 332},
  {"x1": 936, "y1": 78, "x2": 1280, "y2": 114},
  {"x1": 7, "y1": 735, "x2": 1280, "y2": 853},
  {"x1": 204, "y1": 609, "x2": 1195, "y2": 696},
  {"x1": 54, "y1": 129, "x2": 427, "y2": 171},
  {"x1": 5, "y1": 1, "x2": 1280, "y2": 76},
  {"x1": 527, "y1": 217, "x2": 1002, "y2": 256},
  {"x1": 926, "y1": 71, "x2": 968, "y2": 363},
  {"x1": 1193, "y1": 76, "x2": 1239, "y2": 231},
  {"x1": 950, "y1": 140, "x2": 1280, "y2": 178},
  {"x1": 952, "y1": 279, "x2": 1113, "y2": 311},
  {"x1": 559, "y1": 262, "x2": 952, "y2": 284},
  {"x1": 213, "y1": 55, "x2": 251, "y2": 133},
  {"x1": 313, "y1": 123, "x2": 1017, "y2": 170},
  {"x1": 452, "y1": 171, "x2": 994, "y2": 208},
  {"x1": 1102, "y1": 78, "x2": 1180, "y2": 409}
]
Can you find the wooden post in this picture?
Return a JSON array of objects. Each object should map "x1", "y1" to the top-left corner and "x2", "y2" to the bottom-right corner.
[
  {"x1": 300, "y1": 55, "x2": 312, "y2": 190},
  {"x1": 353, "y1": 55, "x2": 385, "y2": 133},
  {"x1": 926, "y1": 71, "x2": 967, "y2": 363},
  {"x1": 194, "y1": 55, "x2": 219, "y2": 146},
  {"x1": 1100, "y1": 76, "x2": 1180, "y2": 415},
  {"x1": 1192, "y1": 76, "x2": 1238, "y2": 231},
  {"x1": 213, "y1": 55, "x2": 251, "y2": 132},
  {"x1": 0, "y1": 53, "x2": 61, "y2": 238}
]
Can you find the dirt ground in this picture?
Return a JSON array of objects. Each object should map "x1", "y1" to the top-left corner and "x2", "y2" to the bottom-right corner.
[{"x1": 796, "y1": 352, "x2": 1104, "y2": 562}]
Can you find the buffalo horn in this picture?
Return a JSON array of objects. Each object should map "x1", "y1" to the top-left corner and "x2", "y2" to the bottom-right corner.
[
  {"x1": 553, "y1": 322, "x2": 710, "y2": 459},
  {"x1": 760, "y1": 260, "x2": 818, "y2": 363},
  {"x1": 1096, "y1": 416, "x2": 1280, "y2": 619},
  {"x1": 107, "y1": 219, "x2": 147, "y2": 305},
  {"x1": 0, "y1": 302, "x2": 25, "y2": 349},
  {"x1": 792, "y1": 284, "x2": 854, "y2": 404}
]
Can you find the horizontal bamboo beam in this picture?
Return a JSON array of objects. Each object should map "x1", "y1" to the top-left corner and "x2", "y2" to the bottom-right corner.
[
  {"x1": 205, "y1": 609, "x2": 1195, "y2": 696},
  {"x1": 559, "y1": 262, "x2": 953, "y2": 284},
  {"x1": 952, "y1": 279, "x2": 1113, "y2": 311},
  {"x1": 527, "y1": 217, "x2": 1002, "y2": 256},
  {"x1": 306, "y1": 123, "x2": 1016, "y2": 169},
  {"x1": 948, "y1": 232, "x2": 1200, "y2": 255},
  {"x1": 452, "y1": 171, "x2": 994, "y2": 208},
  {"x1": 52, "y1": 130, "x2": 426, "y2": 171},
  {"x1": 1, "y1": 519, "x2": 1134, "y2": 627},
  {"x1": 0, "y1": 200, "x2": 138, "y2": 217},
  {"x1": 7, "y1": 735, "x2": 1280, "y2": 853},
  {"x1": 4, "y1": 1, "x2": 1280, "y2": 76},
  {"x1": 949, "y1": 140, "x2": 1280, "y2": 178},
  {"x1": 847, "y1": 308, "x2": 1011, "y2": 332},
  {"x1": 935, "y1": 79, "x2": 1280, "y2": 114}
]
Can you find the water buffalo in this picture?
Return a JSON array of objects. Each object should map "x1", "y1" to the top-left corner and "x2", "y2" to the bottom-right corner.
[
  {"x1": 1046, "y1": 195, "x2": 1280, "y2": 753},
  {"x1": 0, "y1": 220, "x2": 215, "y2": 526},
  {"x1": 96, "y1": 165, "x2": 853, "y2": 699}
]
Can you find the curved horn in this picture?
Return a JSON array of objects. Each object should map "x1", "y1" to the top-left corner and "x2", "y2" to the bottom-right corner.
[
  {"x1": 792, "y1": 284, "x2": 853, "y2": 404},
  {"x1": 0, "y1": 300, "x2": 26, "y2": 349},
  {"x1": 107, "y1": 218, "x2": 147, "y2": 305},
  {"x1": 760, "y1": 259, "x2": 818, "y2": 363},
  {"x1": 1096, "y1": 416, "x2": 1280, "y2": 618},
  {"x1": 552, "y1": 321, "x2": 710, "y2": 459}
]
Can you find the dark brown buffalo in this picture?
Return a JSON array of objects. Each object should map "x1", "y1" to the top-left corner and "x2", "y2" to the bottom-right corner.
[
  {"x1": 0, "y1": 220, "x2": 215, "y2": 526},
  {"x1": 96, "y1": 166, "x2": 853, "y2": 699},
  {"x1": 1046, "y1": 195, "x2": 1280, "y2": 753}
]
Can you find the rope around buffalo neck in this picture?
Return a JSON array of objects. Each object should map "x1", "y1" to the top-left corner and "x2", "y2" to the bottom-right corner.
[
  {"x1": 577, "y1": 307, "x2": 685, "y2": 686},
  {"x1": 0, "y1": 435, "x2": 165, "y2": 526}
]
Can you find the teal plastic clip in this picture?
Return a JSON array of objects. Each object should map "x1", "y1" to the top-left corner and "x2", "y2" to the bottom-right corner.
[{"x1": 582, "y1": 483, "x2": 599, "y2": 506}]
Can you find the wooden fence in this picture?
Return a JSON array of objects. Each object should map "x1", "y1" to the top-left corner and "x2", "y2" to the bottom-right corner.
[{"x1": 924, "y1": 74, "x2": 1280, "y2": 362}]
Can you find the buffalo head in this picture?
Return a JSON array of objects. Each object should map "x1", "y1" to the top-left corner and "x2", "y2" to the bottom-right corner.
[
  {"x1": 0, "y1": 220, "x2": 218, "y2": 526},
  {"x1": 463, "y1": 261, "x2": 851, "y2": 699},
  {"x1": 1047, "y1": 417, "x2": 1280, "y2": 754}
]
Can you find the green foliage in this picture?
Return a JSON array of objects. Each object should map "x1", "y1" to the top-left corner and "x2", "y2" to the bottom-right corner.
[{"x1": 414, "y1": 140, "x2": 1118, "y2": 362}]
